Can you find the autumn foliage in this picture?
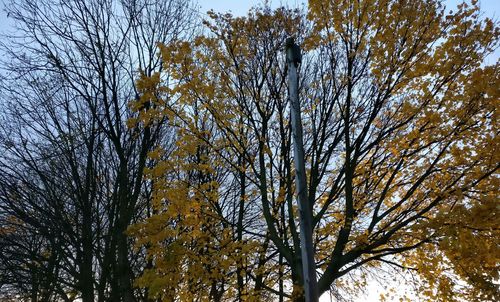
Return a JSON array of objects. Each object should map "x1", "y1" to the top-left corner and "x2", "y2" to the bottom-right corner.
[
  {"x1": 125, "y1": 0, "x2": 500, "y2": 301},
  {"x1": 2, "y1": 0, "x2": 495, "y2": 301},
  {"x1": 123, "y1": 0, "x2": 500, "y2": 301}
]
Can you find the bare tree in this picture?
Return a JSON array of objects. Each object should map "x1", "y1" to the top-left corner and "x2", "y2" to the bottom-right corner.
[{"x1": 0, "y1": 0, "x2": 196, "y2": 301}]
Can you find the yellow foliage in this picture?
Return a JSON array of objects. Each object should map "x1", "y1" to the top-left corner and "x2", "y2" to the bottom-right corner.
[{"x1": 127, "y1": 0, "x2": 499, "y2": 300}]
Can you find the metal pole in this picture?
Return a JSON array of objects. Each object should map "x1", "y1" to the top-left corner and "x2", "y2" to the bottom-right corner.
[{"x1": 285, "y1": 37, "x2": 319, "y2": 302}]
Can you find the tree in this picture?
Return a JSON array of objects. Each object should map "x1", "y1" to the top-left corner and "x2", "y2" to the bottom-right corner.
[
  {"x1": 0, "y1": 0, "x2": 195, "y2": 301},
  {"x1": 130, "y1": 1, "x2": 499, "y2": 301}
]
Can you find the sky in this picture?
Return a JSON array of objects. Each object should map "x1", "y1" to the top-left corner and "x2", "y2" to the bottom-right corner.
[
  {"x1": 1, "y1": 0, "x2": 497, "y2": 23},
  {"x1": 0, "y1": 0, "x2": 498, "y2": 301},
  {"x1": 197, "y1": 0, "x2": 306, "y2": 15},
  {"x1": 198, "y1": 0, "x2": 499, "y2": 18},
  {"x1": 0, "y1": 1, "x2": 498, "y2": 52}
]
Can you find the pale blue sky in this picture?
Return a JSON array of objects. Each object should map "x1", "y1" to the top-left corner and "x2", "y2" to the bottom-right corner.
[
  {"x1": 197, "y1": 0, "x2": 306, "y2": 15},
  {"x1": 1, "y1": 1, "x2": 498, "y2": 33},
  {"x1": 198, "y1": 0, "x2": 499, "y2": 18}
]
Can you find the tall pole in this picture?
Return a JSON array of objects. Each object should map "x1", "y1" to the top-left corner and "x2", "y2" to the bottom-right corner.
[{"x1": 285, "y1": 37, "x2": 319, "y2": 302}]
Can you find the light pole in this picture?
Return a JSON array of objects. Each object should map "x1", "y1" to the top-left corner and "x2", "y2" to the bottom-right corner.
[{"x1": 285, "y1": 37, "x2": 319, "y2": 302}]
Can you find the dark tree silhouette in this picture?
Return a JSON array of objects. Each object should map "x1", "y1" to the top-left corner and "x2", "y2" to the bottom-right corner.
[{"x1": 0, "y1": 0, "x2": 196, "y2": 301}]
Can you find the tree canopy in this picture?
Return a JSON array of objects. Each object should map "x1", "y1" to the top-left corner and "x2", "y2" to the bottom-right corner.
[
  {"x1": 128, "y1": 0, "x2": 499, "y2": 301},
  {"x1": 0, "y1": 0, "x2": 498, "y2": 302}
]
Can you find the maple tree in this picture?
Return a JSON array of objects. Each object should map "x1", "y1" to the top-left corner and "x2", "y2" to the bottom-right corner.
[
  {"x1": 129, "y1": 0, "x2": 499, "y2": 301},
  {"x1": 0, "y1": 0, "x2": 496, "y2": 301}
]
